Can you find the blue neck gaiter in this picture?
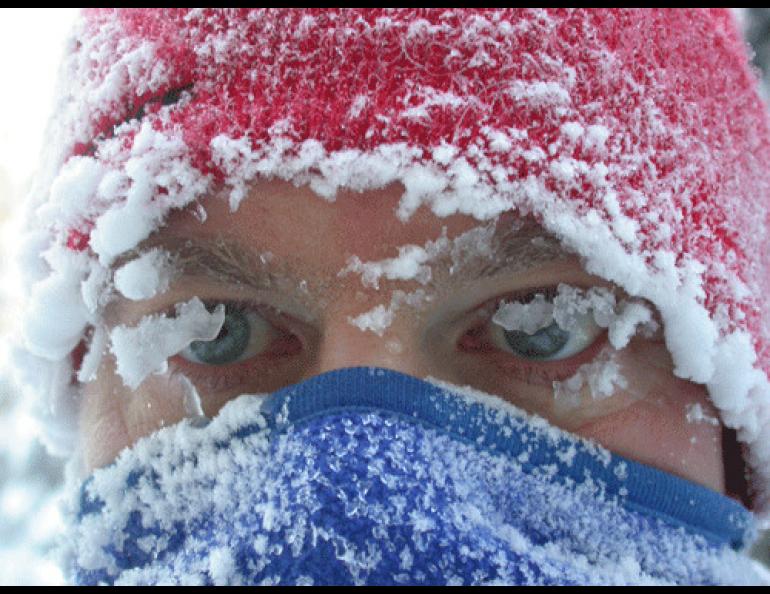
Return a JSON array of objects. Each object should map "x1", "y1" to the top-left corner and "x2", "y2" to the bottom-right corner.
[{"x1": 68, "y1": 367, "x2": 763, "y2": 585}]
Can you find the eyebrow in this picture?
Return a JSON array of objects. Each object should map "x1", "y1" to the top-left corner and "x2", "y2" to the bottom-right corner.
[
  {"x1": 118, "y1": 235, "x2": 299, "y2": 294},
  {"x1": 113, "y1": 235, "x2": 337, "y2": 325},
  {"x1": 422, "y1": 217, "x2": 575, "y2": 294},
  {"x1": 467, "y1": 220, "x2": 572, "y2": 282},
  {"x1": 164, "y1": 236, "x2": 277, "y2": 291},
  {"x1": 119, "y1": 218, "x2": 574, "y2": 299}
]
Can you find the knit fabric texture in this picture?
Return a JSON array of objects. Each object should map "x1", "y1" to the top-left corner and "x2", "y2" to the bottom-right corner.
[{"x1": 69, "y1": 368, "x2": 762, "y2": 585}]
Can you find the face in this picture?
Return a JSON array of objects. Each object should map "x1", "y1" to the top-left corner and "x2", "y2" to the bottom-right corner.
[{"x1": 79, "y1": 180, "x2": 726, "y2": 494}]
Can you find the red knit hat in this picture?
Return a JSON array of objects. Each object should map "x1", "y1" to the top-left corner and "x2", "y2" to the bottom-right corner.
[{"x1": 15, "y1": 9, "x2": 770, "y2": 520}]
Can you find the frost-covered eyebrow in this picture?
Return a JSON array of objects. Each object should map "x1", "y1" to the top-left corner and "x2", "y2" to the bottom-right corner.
[
  {"x1": 472, "y1": 222, "x2": 571, "y2": 281},
  {"x1": 424, "y1": 219, "x2": 575, "y2": 292},
  {"x1": 106, "y1": 235, "x2": 329, "y2": 327},
  {"x1": 124, "y1": 219, "x2": 573, "y2": 296},
  {"x1": 124, "y1": 236, "x2": 284, "y2": 293}
]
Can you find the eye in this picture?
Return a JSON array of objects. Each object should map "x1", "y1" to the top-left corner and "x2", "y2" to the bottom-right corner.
[
  {"x1": 179, "y1": 303, "x2": 277, "y2": 365},
  {"x1": 487, "y1": 289, "x2": 604, "y2": 362}
]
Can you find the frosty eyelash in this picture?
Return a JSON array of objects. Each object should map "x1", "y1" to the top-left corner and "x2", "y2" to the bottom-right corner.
[
  {"x1": 457, "y1": 285, "x2": 610, "y2": 384},
  {"x1": 160, "y1": 284, "x2": 652, "y2": 399},
  {"x1": 169, "y1": 298, "x2": 305, "y2": 392},
  {"x1": 178, "y1": 302, "x2": 279, "y2": 366},
  {"x1": 490, "y1": 306, "x2": 603, "y2": 362},
  {"x1": 457, "y1": 283, "x2": 660, "y2": 388}
]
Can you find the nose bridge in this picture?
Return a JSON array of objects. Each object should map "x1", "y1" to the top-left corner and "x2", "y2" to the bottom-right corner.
[{"x1": 311, "y1": 315, "x2": 424, "y2": 379}]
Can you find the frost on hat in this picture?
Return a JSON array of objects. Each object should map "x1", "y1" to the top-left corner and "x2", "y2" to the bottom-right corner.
[{"x1": 13, "y1": 9, "x2": 770, "y2": 519}]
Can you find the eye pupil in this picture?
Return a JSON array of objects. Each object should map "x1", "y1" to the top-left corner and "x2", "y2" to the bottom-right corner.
[
  {"x1": 188, "y1": 306, "x2": 251, "y2": 365},
  {"x1": 503, "y1": 322, "x2": 570, "y2": 359}
]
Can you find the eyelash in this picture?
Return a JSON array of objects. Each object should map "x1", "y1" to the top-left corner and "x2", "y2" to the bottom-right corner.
[
  {"x1": 456, "y1": 287, "x2": 608, "y2": 385},
  {"x1": 169, "y1": 300, "x2": 303, "y2": 392},
  {"x1": 169, "y1": 286, "x2": 608, "y2": 391}
]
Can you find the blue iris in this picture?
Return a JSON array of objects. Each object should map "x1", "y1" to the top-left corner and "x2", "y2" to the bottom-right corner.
[
  {"x1": 188, "y1": 305, "x2": 251, "y2": 365},
  {"x1": 503, "y1": 322, "x2": 570, "y2": 359}
]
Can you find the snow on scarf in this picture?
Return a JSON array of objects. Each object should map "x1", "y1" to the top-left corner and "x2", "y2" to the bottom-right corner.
[{"x1": 67, "y1": 368, "x2": 762, "y2": 586}]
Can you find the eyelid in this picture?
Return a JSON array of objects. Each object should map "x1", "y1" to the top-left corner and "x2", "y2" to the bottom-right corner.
[
  {"x1": 463, "y1": 283, "x2": 585, "y2": 327},
  {"x1": 174, "y1": 276, "x2": 322, "y2": 325},
  {"x1": 194, "y1": 298, "x2": 311, "y2": 340},
  {"x1": 169, "y1": 299, "x2": 311, "y2": 392},
  {"x1": 455, "y1": 284, "x2": 610, "y2": 381},
  {"x1": 460, "y1": 321, "x2": 609, "y2": 385}
]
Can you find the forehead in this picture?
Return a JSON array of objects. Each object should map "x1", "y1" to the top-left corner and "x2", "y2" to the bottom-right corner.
[{"x1": 157, "y1": 179, "x2": 574, "y2": 280}]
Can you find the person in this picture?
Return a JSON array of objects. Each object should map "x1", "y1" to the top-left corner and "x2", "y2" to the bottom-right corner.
[{"x1": 12, "y1": 8, "x2": 770, "y2": 584}]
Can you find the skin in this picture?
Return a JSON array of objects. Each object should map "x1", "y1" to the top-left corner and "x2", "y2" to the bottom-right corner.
[{"x1": 79, "y1": 180, "x2": 726, "y2": 494}]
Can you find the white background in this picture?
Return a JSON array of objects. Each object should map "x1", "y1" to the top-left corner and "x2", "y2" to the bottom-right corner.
[{"x1": 0, "y1": 8, "x2": 79, "y2": 586}]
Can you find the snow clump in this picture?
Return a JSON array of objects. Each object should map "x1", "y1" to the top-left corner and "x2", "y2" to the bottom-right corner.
[
  {"x1": 109, "y1": 298, "x2": 225, "y2": 389},
  {"x1": 492, "y1": 284, "x2": 658, "y2": 349},
  {"x1": 114, "y1": 248, "x2": 175, "y2": 301}
]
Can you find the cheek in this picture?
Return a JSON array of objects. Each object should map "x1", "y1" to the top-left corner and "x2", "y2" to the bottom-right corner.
[
  {"x1": 576, "y1": 378, "x2": 724, "y2": 493},
  {"x1": 79, "y1": 355, "x2": 193, "y2": 473},
  {"x1": 79, "y1": 384, "x2": 127, "y2": 473}
]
